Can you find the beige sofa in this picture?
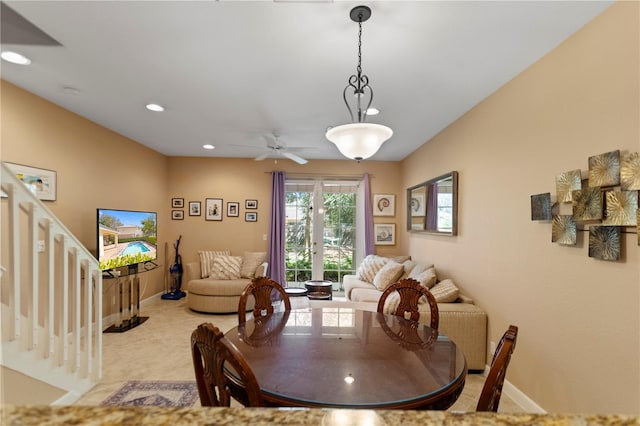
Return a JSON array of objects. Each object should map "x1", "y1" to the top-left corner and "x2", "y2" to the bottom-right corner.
[
  {"x1": 184, "y1": 251, "x2": 268, "y2": 314},
  {"x1": 343, "y1": 257, "x2": 487, "y2": 371}
]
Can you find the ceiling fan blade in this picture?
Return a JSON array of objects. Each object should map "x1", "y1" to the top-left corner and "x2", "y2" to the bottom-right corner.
[
  {"x1": 282, "y1": 152, "x2": 308, "y2": 165},
  {"x1": 254, "y1": 153, "x2": 269, "y2": 161}
]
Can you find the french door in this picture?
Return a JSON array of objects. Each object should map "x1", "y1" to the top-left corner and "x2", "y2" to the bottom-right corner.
[{"x1": 285, "y1": 180, "x2": 358, "y2": 289}]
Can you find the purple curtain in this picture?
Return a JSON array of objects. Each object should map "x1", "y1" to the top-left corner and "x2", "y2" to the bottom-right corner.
[
  {"x1": 268, "y1": 171, "x2": 287, "y2": 286},
  {"x1": 426, "y1": 183, "x2": 438, "y2": 230},
  {"x1": 364, "y1": 173, "x2": 375, "y2": 255}
]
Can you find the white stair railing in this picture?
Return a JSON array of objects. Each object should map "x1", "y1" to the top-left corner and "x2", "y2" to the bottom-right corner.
[{"x1": 1, "y1": 162, "x2": 102, "y2": 402}]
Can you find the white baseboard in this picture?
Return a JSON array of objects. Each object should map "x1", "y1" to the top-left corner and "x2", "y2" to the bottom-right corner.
[
  {"x1": 502, "y1": 379, "x2": 546, "y2": 413},
  {"x1": 482, "y1": 364, "x2": 546, "y2": 413}
]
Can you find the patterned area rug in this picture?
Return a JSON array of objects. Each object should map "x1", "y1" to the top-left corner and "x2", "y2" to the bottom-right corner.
[{"x1": 101, "y1": 380, "x2": 199, "y2": 407}]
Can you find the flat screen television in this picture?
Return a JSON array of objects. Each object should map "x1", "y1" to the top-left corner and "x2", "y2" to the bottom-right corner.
[{"x1": 97, "y1": 208, "x2": 157, "y2": 271}]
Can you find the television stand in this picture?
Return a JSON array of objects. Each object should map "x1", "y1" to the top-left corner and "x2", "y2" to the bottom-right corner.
[{"x1": 104, "y1": 264, "x2": 158, "y2": 333}]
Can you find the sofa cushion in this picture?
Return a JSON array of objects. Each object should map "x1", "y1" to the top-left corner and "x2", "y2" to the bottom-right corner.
[
  {"x1": 372, "y1": 261, "x2": 404, "y2": 291},
  {"x1": 412, "y1": 267, "x2": 437, "y2": 289},
  {"x1": 188, "y1": 278, "x2": 251, "y2": 296},
  {"x1": 355, "y1": 255, "x2": 389, "y2": 283},
  {"x1": 198, "y1": 250, "x2": 230, "y2": 278},
  {"x1": 240, "y1": 251, "x2": 267, "y2": 279},
  {"x1": 209, "y1": 255, "x2": 243, "y2": 280},
  {"x1": 430, "y1": 279, "x2": 459, "y2": 303}
]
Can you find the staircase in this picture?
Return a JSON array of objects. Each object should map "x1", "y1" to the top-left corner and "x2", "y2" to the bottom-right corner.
[{"x1": 1, "y1": 162, "x2": 102, "y2": 404}]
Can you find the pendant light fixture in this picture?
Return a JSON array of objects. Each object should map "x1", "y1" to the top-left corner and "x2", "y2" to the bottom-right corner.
[{"x1": 326, "y1": 5, "x2": 393, "y2": 162}]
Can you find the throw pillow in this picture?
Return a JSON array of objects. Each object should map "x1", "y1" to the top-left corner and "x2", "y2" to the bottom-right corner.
[
  {"x1": 408, "y1": 263, "x2": 435, "y2": 280},
  {"x1": 198, "y1": 250, "x2": 230, "y2": 278},
  {"x1": 412, "y1": 267, "x2": 437, "y2": 289},
  {"x1": 401, "y1": 260, "x2": 417, "y2": 279},
  {"x1": 240, "y1": 251, "x2": 267, "y2": 279},
  {"x1": 209, "y1": 255, "x2": 243, "y2": 280},
  {"x1": 430, "y1": 279, "x2": 459, "y2": 303},
  {"x1": 355, "y1": 255, "x2": 389, "y2": 283},
  {"x1": 372, "y1": 261, "x2": 404, "y2": 291}
]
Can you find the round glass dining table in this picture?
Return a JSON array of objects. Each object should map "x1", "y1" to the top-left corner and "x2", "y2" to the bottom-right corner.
[{"x1": 224, "y1": 305, "x2": 467, "y2": 410}]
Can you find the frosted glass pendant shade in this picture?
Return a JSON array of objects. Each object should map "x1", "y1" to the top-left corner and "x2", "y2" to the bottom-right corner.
[{"x1": 326, "y1": 122, "x2": 393, "y2": 161}]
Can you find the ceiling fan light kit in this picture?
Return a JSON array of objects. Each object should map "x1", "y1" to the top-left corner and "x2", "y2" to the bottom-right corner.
[{"x1": 326, "y1": 5, "x2": 393, "y2": 162}]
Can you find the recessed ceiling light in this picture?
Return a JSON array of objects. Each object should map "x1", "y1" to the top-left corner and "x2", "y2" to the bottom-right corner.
[
  {"x1": 203, "y1": 144, "x2": 215, "y2": 150},
  {"x1": 366, "y1": 107, "x2": 379, "y2": 116},
  {"x1": 1, "y1": 51, "x2": 31, "y2": 65},
  {"x1": 62, "y1": 86, "x2": 81, "y2": 95},
  {"x1": 145, "y1": 103, "x2": 164, "y2": 112}
]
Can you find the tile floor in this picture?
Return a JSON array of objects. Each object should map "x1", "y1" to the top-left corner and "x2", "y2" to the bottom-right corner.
[{"x1": 75, "y1": 296, "x2": 521, "y2": 413}]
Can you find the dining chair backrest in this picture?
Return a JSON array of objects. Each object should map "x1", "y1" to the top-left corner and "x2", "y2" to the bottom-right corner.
[
  {"x1": 238, "y1": 277, "x2": 291, "y2": 324},
  {"x1": 191, "y1": 322, "x2": 264, "y2": 407},
  {"x1": 377, "y1": 278, "x2": 439, "y2": 329},
  {"x1": 476, "y1": 324, "x2": 518, "y2": 412}
]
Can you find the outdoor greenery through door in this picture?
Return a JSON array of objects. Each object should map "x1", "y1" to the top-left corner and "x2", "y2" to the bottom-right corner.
[{"x1": 285, "y1": 180, "x2": 358, "y2": 291}]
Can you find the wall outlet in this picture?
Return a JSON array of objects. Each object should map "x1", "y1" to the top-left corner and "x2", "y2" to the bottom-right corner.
[
  {"x1": 37, "y1": 240, "x2": 45, "y2": 253},
  {"x1": 490, "y1": 341, "x2": 496, "y2": 355},
  {"x1": 262, "y1": 234, "x2": 267, "y2": 241}
]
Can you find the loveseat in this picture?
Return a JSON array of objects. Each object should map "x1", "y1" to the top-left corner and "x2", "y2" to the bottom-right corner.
[
  {"x1": 184, "y1": 250, "x2": 268, "y2": 314},
  {"x1": 343, "y1": 255, "x2": 487, "y2": 371}
]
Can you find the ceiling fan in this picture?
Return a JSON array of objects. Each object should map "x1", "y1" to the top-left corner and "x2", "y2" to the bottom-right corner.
[{"x1": 253, "y1": 134, "x2": 309, "y2": 165}]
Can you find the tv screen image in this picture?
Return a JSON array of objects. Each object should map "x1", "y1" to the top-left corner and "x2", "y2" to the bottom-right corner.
[{"x1": 97, "y1": 208, "x2": 157, "y2": 271}]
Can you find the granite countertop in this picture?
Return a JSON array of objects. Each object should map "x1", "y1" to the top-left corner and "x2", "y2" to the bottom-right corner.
[{"x1": 1, "y1": 405, "x2": 638, "y2": 426}]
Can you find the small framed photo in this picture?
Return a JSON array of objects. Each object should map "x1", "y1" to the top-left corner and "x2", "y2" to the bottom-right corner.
[
  {"x1": 172, "y1": 210, "x2": 184, "y2": 220},
  {"x1": 6, "y1": 162, "x2": 57, "y2": 201},
  {"x1": 245, "y1": 212, "x2": 258, "y2": 222},
  {"x1": 189, "y1": 201, "x2": 201, "y2": 216},
  {"x1": 245, "y1": 199, "x2": 258, "y2": 209},
  {"x1": 373, "y1": 194, "x2": 395, "y2": 216},
  {"x1": 205, "y1": 198, "x2": 223, "y2": 221},
  {"x1": 227, "y1": 202, "x2": 239, "y2": 217},
  {"x1": 172, "y1": 198, "x2": 184, "y2": 208},
  {"x1": 374, "y1": 223, "x2": 396, "y2": 245}
]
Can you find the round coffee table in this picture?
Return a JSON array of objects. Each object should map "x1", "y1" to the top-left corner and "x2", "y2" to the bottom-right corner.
[
  {"x1": 304, "y1": 280, "x2": 333, "y2": 300},
  {"x1": 284, "y1": 287, "x2": 308, "y2": 297}
]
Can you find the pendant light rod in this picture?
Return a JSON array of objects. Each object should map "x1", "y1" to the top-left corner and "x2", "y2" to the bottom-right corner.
[{"x1": 326, "y1": 5, "x2": 393, "y2": 162}]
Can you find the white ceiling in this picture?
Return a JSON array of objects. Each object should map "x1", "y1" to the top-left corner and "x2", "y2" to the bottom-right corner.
[{"x1": 0, "y1": 1, "x2": 612, "y2": 162}]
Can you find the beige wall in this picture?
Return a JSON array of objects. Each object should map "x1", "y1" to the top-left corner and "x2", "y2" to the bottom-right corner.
[
  {"x1": 401, "y1": 2, "x2": 639, "y2": 414},
  {"x1": 166, "y1": 157, "x2": 403, "y2": 264}
]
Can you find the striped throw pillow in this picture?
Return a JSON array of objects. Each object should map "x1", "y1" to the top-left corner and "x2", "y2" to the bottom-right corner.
[
  {"x1": 198, "y1": 250, "x2": 230, "y2": 278},
  {"x1": 356, "y1": 255, "x2": 389, "y2": 283},
  {"x1": 209, "y1": 255, "x2": 243, "y2": 280}
]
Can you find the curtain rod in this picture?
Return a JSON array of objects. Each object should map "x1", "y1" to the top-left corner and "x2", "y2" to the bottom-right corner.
[{"x1": 264, "y1": 172, "x2": 372, "y2": 178}]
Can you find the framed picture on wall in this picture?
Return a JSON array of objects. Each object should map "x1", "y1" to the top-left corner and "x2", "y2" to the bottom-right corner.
[
  {"x1": 374, "y1": 223, "x2": 395, "y2": 245},
  {"x1": 245, "y1": 212, "x2": 257, "y2": 222},
  {"x1": 189, "y1": 201, "x2": 201, "y2": 216},
  {"x1": 171, "y1": 198, "x2": 184, "y2": 208},
  {"x1": 373, "y1": 194, "x2": 395, "y2": 216},
  {"x1": 227, "y1": 202, "x2": 239, "y2": 217},
  {"x1": 245, "y1": 199, "x2": 258, "y2": 209},
  {"x1": 205, "y1": 198, "x2": 223, "y2": 221},
  {"x1": 6, "y1": 162, "x2": 57, "y2": 201},
  {"x1": 172, "y1": 210, "x2": 184, "y2": 220}
]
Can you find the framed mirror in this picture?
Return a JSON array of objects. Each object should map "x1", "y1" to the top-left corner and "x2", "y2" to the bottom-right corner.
[{"x1": 407, "y1": 171, "x2": 458, "y2": 236}]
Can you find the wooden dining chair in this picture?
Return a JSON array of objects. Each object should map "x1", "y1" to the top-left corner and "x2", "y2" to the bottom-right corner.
[
  {"x1": 476, "y1": 324, "x2": 518, "y2": 412},
  {"x1": 191, "y1": 322, "x2": 264, "y2": 407},
  {"x1": 238, "y1": 277, "x2": 291, "y2": 324},
  {"x1": 377, "y1": 278, "x2": 439, "y2": 329}
]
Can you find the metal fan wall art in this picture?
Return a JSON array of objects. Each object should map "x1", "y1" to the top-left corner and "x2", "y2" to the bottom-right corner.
[
  {"x1": 588, "y1": 150, "x2": 620, "y2": 187},
  {"x1": 588, "y1": 226, "x2": 621, "y2": 261},
  {"x1": 556, "y1": 170, "x2": 581, "y2": 203}
]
